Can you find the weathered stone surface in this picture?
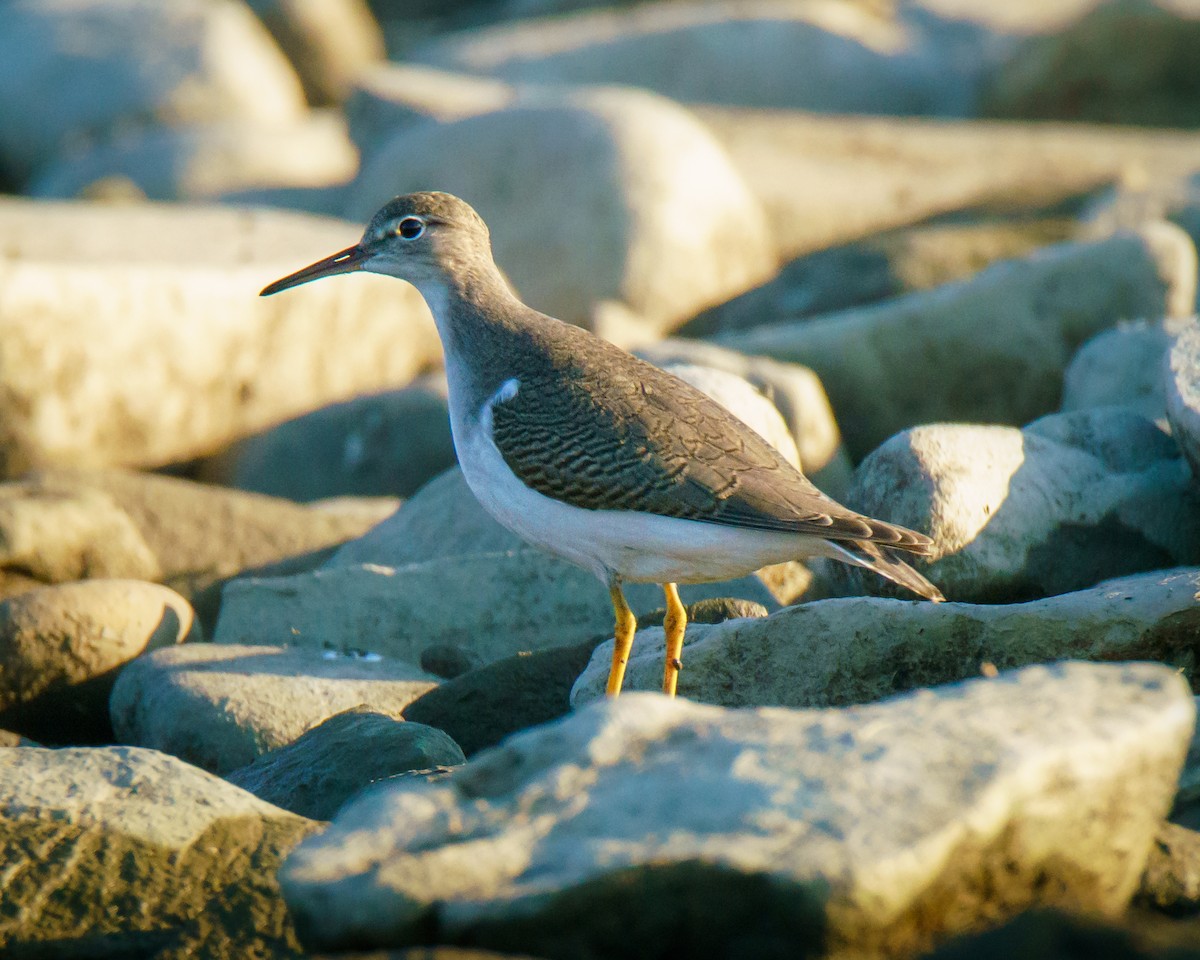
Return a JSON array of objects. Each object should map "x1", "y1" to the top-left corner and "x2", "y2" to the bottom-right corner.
[
  {"x1": 403, "y1": 638, "x2": 603, "y2": 758},
  {"x1": 980, "y1": 0, "x2": 1200, "y2": 127},
  {"x1": 29, "y1": 114, "x2": 358, "y2": 202},
  {"x1": 347, "y1": 62, "x2": 516, "y2": 153},
  {"x1": 1167, "y1": 317, "x2": 1200, "y2": 480},
  {"x1": 345, "y1": 86, "x2": 775, "y2": 342},
  {"x1": 721, "y1": 225, "x2": 1196, "y2": 459},
  {"x1": 636, "y1": 339, "x2": 852, "y2": 498},
  {"x1": 1, "y1": 469, "x2": 386, "y2": 593},
  {"x1": 836, "y1": 410, "x2": 1200, "y2": 603},
  {"x1": 111, "y1": 643, "x2": 440, "y2": 775},
  {"x1": 0, "y1": 198, "x2": 439, "y2": 476},
  {"x1": 0, "y1": 0, "x2": 307, "y2": 185},
  {"x1": 207, "y1": 375, "x2": 454, "y2": 502},
  {"x1": 226, "y1": 706, "x2": 464, "y2": 820},
  {"x1": 247, "y1": 0, "x2": 385, "y2": 105},
  {"x1": 281, "y1": 662, "x2": 1193, "y2": 957},
  {"x1": 572, "y1": 568, "x2": 1200, "y2": 708},
  {"x1": 215, "y1": 548, "x2": 780, "y2": 668},
  {"x1": 1136, "y1": 823, "x2": 1200, "y2": 917},
  {"x1": 1062, "y1": 320, "x2": 1175, "y2": 422},
  {"x1": 0, "y1": 745, "x2": 315, "y2": 958},
  {"x1": 694, "y1": 106, "x2": 1200, "y2": 263},
  {"x1": 0, "y1": 580, "x2": 195, "y2": 744},
  {"x1": 687, "y1": 217, "x2": 1076, "y2": 334},
  {"x1": 412, "y1": 1, "x2": 975, "y2": 117}
]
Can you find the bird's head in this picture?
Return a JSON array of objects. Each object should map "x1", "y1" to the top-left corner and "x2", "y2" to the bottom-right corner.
[{"x1": 260, "y1": 191, "x2": 493, "y2": 297}]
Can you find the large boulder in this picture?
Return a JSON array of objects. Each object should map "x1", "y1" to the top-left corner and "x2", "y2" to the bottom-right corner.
[
  {"x1": 344, "y1": 86, "x2": 776, "y2": 342},
  {"x1": 571, "y1": 568, "x2": 1200, "y2": 708},
  {"x1": 110, "y1": 643, "x2": 441, "y2": 774},
  {"x1": 411, "y1": 0, "x2": 975, "y2": 116},
  {"x1": 836, "y1": 409, "x2": 1200, "y2": 603},
  {"x1": 0, "y1": 580, "x2": 196, "y2": 744},
  {"x1": 0, "y1": 745, "x2": 315, "y2": 957},
  {"x1": 280, "y1": 662, "x2": 1193, "y2": 957},
  {"x1": 0, "y1": 199, "x2": 439, "y2": 475},
  {"x1": 720, "y1": 225, "x2": 1196, "y2": 458},
  {"x1": 0, "y1": 0, "x2": 307, "y2": 185},
  {"x1": 28, "y1": 114, "x2": 358, "y2": 202}
]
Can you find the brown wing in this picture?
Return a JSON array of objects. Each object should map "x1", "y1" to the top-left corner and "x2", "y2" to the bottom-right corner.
[{"x1": 488, "y1": 349, "x2": 934, "y2": 555}]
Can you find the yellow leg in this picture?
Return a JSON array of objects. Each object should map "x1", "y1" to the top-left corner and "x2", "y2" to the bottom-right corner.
[
  {"x1": 606, "y1": 582, "x2": 637, "y2": 697},
  {"x1": 662, "y1": 582, "x2": 686, "y2": 698}
]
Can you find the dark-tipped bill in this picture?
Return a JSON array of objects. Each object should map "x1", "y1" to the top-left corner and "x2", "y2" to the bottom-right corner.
[{"x1": 259, "y1": 244, "x2": 370, "y2": 296}]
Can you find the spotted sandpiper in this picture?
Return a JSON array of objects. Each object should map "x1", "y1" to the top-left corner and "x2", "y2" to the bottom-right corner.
[{"x1": 262, "y1": 192, "x2": 944, "y2": 698}]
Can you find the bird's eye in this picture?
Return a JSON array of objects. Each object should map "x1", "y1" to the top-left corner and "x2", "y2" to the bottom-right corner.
[{"x1": 396, "y1": 217, "x2": 425, "y2": 240}]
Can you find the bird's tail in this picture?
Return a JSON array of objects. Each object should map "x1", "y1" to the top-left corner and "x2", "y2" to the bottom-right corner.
[{"x1": 827, "y1": 539, "x2": 946, "y2": 602}]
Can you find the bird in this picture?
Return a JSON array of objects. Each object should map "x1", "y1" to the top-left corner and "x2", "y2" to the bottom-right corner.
[{"x1": 261, "y1": 192, "x2": 944, "y2": 698}]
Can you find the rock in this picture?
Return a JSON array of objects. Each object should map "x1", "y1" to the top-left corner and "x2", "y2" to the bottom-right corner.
[
  {"x1": 693, "y1": 106, "x2": 1200, "y2": 263},
  {"x1": 0, "y1": 468, "x2": 386, "y2": 591},
  {"x1": 571, "y1": 567, "x2": 1200, "y2": 708},
  {"x1": 635, "y1": 339, "x2": 852, "y2": 498},
  {"x1": 0, "y1": 729, "x2": 40, "y2": 747},
  {"x1": 1167, "y1": 317, "x2": 1200, "y2": 480},
  {"x1": 345, "y1": 86, "x2": 775, "y2": 342},
  {"x1": 110, "y1": 643, "x2": 440, "y2": 775},
  {"x1": 280, "y1": 662, "x2": 1193, "y2": 957},
  {"x1": 246, "y1": 0, "x2": 385, "y2": 106},
  {"x1": 1136, "y1": 823, "x2": 1200, "y2": 917},
  {"x1": 0, "y1": 580, "x2": 195, "y2": 744},
  {"x1": 980, "y1": 0, "x2": 1200, "y2": 127},
  {"x1": 405, "y1": 596, "x2": 765, "y2": 757},
  {"x1": 28, "y1": 114, "x2": 358, "y2": 202},
  {"x1": 215, "y1": 549, "x2": 781, "y2": 668},
  {"x1": 226, "y1": 707, "x2": 464, "y2": 820},
  {"x1": 1062, "y1": 320, "x2": 1175, "y2": 422},
  {"x1": 0, "y1": 745, "x2": 315, "y2": 957},
  {"x1": 346, "y1": 62, "x2": 516, "y2": 154},
  {"x1": 720, "y1": 225, "x2": 1196, "y2": 459},
  {"x1": 412, "y1": 1, "x2": 975, "y2": 117},
  {"x1": 206, "y1": 375, "x2": 455, "y2": 501},
  {"x1": 403, "y1": 638, "x2": 603, "y2": 757},
  {"x1": 836, "y1": 409, "x2": 1200, "y2": 603},
  {"x1": 0, "y1": 198, "x2": 440, "y2": 476},
  {"x1": 686, "y1": 216, "x2": 1077, "y2": 334},
  {"x1": 0, "y1": 0, "x2": 307, "y2": 185}
]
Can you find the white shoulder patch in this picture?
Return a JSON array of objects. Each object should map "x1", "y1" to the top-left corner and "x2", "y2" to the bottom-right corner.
[{"x1": 492, "y1": 378, "x2": 520, "y2": 405}]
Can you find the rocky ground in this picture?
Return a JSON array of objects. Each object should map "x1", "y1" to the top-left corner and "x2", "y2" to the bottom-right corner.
[{"x1": 3, "y1": 0, "x2": 1200, "y2": 958}]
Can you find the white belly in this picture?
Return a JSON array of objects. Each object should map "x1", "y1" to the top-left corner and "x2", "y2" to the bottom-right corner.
[{"x1": 451, "y1": 393, "x2": 831, "y2": 586}]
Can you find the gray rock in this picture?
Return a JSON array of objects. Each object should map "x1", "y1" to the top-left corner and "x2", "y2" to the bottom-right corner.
[
  {"x1": 345, "y1": 86, "x2": 775, "y2": 342},
  {"x1": 0, "y1": 0, "x2": 307, "y2": 185},
  {"x1": 281, "y1": 662, "x2": 1193, "y2": 957},
  {"x1": 720, "y1": 225, "x2": 1196, "y2": 459},
  {"x1": 28, "y1": 113, "x2": 358, "y2": 202},
  {"x1": 687, "y1": 217, "x2": 1077, "y2": 334},
  {"x1": 214, "y1": 549, "x2": 780, "y2": 668},
  {"x1": 980, "y1": 0, "x2": 1200, "y2": 128},
  {"x1": 246, "y1": 0, "x2": 385, "y2": 105},
  {"x1": 0, "y1": 745, "x2": 314, "y2": 957},
  {"x1": 110, "y1": 643, "x2": 440, "y2": 774},
  {"x1": 346, "y1": 62, "x2": 517, "y2": 154},
  {"x1": 207, "y1": 375, "x2": 455, "y2": 501},
  {"x1": 0, "y1": 198, "x2": 440, "y2": 476},
  {"x1": 837, "y1": 409, "x2": 1200, "y2": 603},
  {"x1": 0, "y1": 580, "x2": 196, "y2": 744},
  {"x1": 1062, "y1": 319, "x2": 1175, "y2": 422},
  {"x1": 1167, "y1": 317, "x2": 1200, "y2": 480},
  {"x1": 572, "y1": 567, "x2": 1200, "y2": 708},
  {"x1": 635, "y1": 339, "x2": 852, "y2": 498},
  {"x1": 412, "y1": 1, "x2": 975, "y2": 117},
  {"x1": 226, "y1": 706, "x2": 464, "y2": 820}
]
